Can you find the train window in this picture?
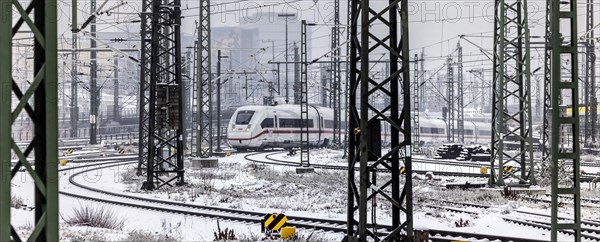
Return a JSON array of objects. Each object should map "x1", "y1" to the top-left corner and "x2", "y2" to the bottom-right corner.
[
  {"x1": 430, "y1": 128, "x2": 444, "y2": 134},
  {"x1": 420, "y1": 127, "x2": 431, "y2": 133},
  {"x1": 235, "y1": 111, "x2": 255, "y2": 125},
  {"x1": 280, "y1": 119, "x2": 297, "y2": 128},
  {"x1": 465, "y1": 130, "x2": 474, "y2": 135},
  {"x1": 325, "y1": 120, "x2": 334, "y2": 128},
  {"x1": 479, "y1": 130, "x2": 491, "y2": 136},
  {"x1": 280, "y1": 118, "x2": 313, "y2": 128},
  {"x1": 260, "y1": 118, "x2": 274, "y2": 128}
]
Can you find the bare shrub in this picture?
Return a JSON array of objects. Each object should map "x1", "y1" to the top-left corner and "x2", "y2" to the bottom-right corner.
[
  {"x1": 160, "y1": 218, "x2": 182, "y2": 235},
  {"x1": 17, "y1": 221, "x2": 33, "y2": 231},
  {"x1": 11, "y1": 195, "x2": 24, "y2": 209},
  {"x1": 199, "y1": 172, "x2": 215, "y2": 194},
  {"x1": 63, "y1": 204, "x2": 125, "y2": 230},
  {"x1": 501, "y1": 187, "x2": 519, "y2": 200},
  {"x1": 454, "y1": 218, "x2": 472, "y2": 227},
  {"x1": 213, "y1": 220, "x2": 236, "y2": 241},
  {"x1": 125, "y1": 230, "x2": 179, "y2": 242},
  {"x1": 218, "y1": 196, "x2": 232, "y2": 203}
]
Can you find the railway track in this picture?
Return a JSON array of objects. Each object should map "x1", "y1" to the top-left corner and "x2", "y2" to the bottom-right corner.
[
  {"x1": 243, "y1": 151, "x2": 490, "y2": 178},
  {"x1": 60, "y1": 159, "x2": 551, "y2": 241},
  {"x1": 503, "y1": 210, "x2": 600, "y2": 241},
  {"x1": 426, "y1": 198, "x2": 492, "y2": 210},
  {"x1": 248, "y1": 151, "x2": 600, "y2": 182},
  {"x1": 522, "y1": 195, "x2": 600, "y2": 209}
]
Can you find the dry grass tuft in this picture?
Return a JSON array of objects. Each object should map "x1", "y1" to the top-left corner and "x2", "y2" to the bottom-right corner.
[{"x1": 63, "y1": 204, "x2": 125, "y2": 230}]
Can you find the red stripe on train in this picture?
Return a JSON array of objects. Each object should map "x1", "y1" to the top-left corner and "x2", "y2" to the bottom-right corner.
[
  {"x1": 228, "y1": 130, "x2": 489, "y2": 141},
  {"x1": 228, "y1": 129, "x2": 336, "y2": 141}
]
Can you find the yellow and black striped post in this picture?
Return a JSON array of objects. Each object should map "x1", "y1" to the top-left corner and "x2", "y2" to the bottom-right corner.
[
  {"x1": 64, "y1": 148, "x2": 74, "y2": 155},
  {"x1": 262, "y1": 213, "x2": 287, "y2": 234}
]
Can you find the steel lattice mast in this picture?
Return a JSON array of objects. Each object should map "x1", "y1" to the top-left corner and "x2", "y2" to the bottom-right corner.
[
  {"x1": 138, "y1": 0, "x2": 185, "y2": 190},
  {"x1": 549, "y1": 0, "x2": 581, "y2": 237},
  {"x1": 300, "y1": 20, "x2": 310, "y2": 167},
  {"x1": 447, "y1": 56, "x2": 454, "y2": 142},
  {"x1": 0, "y1": 0, "x2": 59, "y2": 240},
  {"x1": 490, "y1": 0, "x2": 535, "y2": 186},
  {"x1": 89, "y1": 0, "x2": 98, "y2": 144},
  {"x1": 413, "y1": 54, "x2": 420, "y2": 150},
  {"x1": 584, "y1": 0, "x2": 596, "y2": 146},
  {"x1": 196, "y1": 0, "x2": 213, "y2": 158},
  {"x1": 541, "y1": 0, "x2": 552, "y2": 182},
  {"x1": 137, "y1": 0, "x2": 152, "y2": 175},
  {"x1": 113, "y1": 54, "x2": 120, "y2": 122},
  {"x1": 347, "y1": 0, "x2": 413, "y2": 240},
  {"x1": 191, "y1": 39, "x2": 199, "y2": 154},
  {"x1": 71, "y1": 2, "x2": 79, "y2": 138},
  {"x1": 457, "y1": 41, "x2": 464, "y2": 143},
  {"x1": 331, "y1": 0, "x2": 342, "y2": 146}
]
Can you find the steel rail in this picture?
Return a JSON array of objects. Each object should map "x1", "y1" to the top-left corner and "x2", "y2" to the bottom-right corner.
[{"x1": 60, "y1": 158, "x2": 552, "y2": 241}]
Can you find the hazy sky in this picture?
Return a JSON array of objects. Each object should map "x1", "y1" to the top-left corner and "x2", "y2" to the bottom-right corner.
[{"x1": 45, "y1": 0, "x2": 599, "y2": 76}]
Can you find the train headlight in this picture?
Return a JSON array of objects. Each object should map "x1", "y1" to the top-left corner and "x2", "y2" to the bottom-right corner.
[{"x1": 246, "y1": 124, "x2": 252, "y2": 132}]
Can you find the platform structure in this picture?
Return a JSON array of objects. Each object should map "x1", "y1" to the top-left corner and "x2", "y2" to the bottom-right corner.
[{"x1": 0, "y1": 0, "x2": 59, "y2": 240}]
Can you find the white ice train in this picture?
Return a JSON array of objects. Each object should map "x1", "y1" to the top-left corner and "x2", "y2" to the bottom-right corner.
[
  {"x1": 227, "y1": 105, "x2": 492, "y2": 150},
  {"x1": 227, "y1": 104, "x2": 335, "y2": 150}
]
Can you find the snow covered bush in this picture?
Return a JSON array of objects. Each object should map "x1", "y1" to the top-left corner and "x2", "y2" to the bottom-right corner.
[
  {"x1": 61, "y1": 230, "x2": 107, "y2": 242},
  {"x1": 286, "y1": 232, "x2": 331, "y2": 242},
  {"x1": 120, "y1": 167, "x2": 140, "y2": 184},
  {"x1": 11, "y1": 195, "x2": 24, "y2": 209},
  {"x1": 500, "y1": 187, "x2": 519, "y2": 200},
  {"x1": 125, "y1": 231, "x2": 179, "y2": 242},
  {"x1": 535, "y1": 153, "x2": 573, "y2": 187},
  {"x1": 454, "y1": 218, "x2": 472, "y2": 227},
  {"x1": 63, "y1": 204, "x2": 125, "y2": 230}
]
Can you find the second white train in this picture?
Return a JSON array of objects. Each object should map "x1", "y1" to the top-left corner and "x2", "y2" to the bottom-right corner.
[{"x1": 227, "y1": 105, "x2": 492, "y2": 150}]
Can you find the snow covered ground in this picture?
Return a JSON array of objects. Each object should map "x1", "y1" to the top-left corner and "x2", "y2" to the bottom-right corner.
[{"x1": 8, "y1": 149, "x2": 600, "y2": 241}]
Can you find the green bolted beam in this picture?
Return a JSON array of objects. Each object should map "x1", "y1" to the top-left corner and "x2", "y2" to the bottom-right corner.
[
  {"x1": 1, "y1": 0, "x2": 59, "y2": 240},
  {"x1": 0, "y1": 0, "x2": 13, "y2": 239},
  {"x1": 549, "y1": 0, "x2": 581, "y2": 238}
]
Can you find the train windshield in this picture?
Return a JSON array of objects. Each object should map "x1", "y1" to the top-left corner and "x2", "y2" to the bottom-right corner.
[{"x1": 235, "y1": 110, "x2": 255, "y2": 125}]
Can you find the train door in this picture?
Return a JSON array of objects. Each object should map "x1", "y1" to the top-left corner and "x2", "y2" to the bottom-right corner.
[{"x1": 273, "y1": 111, "x2": 279, "y2": 146}]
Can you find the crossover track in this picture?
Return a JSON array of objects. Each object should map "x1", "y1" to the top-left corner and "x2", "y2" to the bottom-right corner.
[
  {"x1": 60, "y1": 159, "x2": 549, "y2": 241},
  {"x1": 243, "y1": 151, "x2": 489, "y2": 178}
]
